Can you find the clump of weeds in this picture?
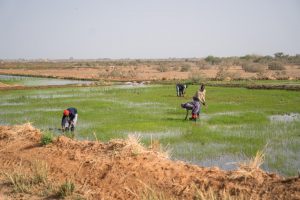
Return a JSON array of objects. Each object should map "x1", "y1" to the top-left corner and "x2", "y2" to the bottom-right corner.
[
  {"x1": 58, "y1": 179, "x2": 75, "y2": 198},
  {"x1": 2, "y1": 160, "x2": 53, "y2": 195},
  {"x1": 41, "y1": 131, "x2": 54, "y2": 145}
]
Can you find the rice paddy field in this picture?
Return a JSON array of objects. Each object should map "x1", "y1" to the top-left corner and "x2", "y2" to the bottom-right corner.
[
  {"x1": 0, "y1": 74, "x2": 92, "y2": 86},
  {"x1": 0, "y1": 82, "x2": 299, "y2": 176}
]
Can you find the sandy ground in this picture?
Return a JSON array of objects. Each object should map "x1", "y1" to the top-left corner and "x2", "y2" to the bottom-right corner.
[
  {"x1": 0, "y1": 65, "x2": 299, "y2": 83},
  {"x1": 0, "y1": 124, "x2": 299, "y2": 200}
]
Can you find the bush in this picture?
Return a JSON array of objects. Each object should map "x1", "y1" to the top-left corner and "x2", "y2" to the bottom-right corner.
[
  {"x1": 204, "y1": 56, "x2": 221, "y2": 65},
  {"x1": 180, "y1": 64, "x2": 191, "y2": 72},
  {"x1": 242, "y1": 63, "x2": 265, "y2": 73},
  {"x1": 268, "y1": 62, "x2": 285, "y2": 70},
  {"x1": 41, "y1": 132, "x2": 53, "y2": 145},
  {"x1": 188, "y1": 72, "x2": 207, "y2": 83},
  {"x1": 58, "y1": 180, "x2": 75, "y2": 198},
  {"x1": 156, "y1": 65, "x2": 168, "y2": 72},
  {"x1": 215, "y1": 68, "x2": 241, "y2": 80}
]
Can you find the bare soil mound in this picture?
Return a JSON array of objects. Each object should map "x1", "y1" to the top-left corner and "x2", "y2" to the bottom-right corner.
[{"x1": 0, "y1": 124, "x2": 299, "y2": 200}]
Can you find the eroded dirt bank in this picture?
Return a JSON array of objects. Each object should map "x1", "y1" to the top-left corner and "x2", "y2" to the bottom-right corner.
[{"x1": 0, "y1": 124, "x2": 299, "y2": 199}]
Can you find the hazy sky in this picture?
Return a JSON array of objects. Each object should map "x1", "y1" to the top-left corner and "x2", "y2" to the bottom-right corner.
[{"x1": 0, "y1": 0, "x2": 299, "y2": 59}]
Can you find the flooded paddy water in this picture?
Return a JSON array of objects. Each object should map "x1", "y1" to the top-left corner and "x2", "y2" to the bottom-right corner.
[
  {"x1": 0, "y1": 83, "x2": 299, "y2": 176},
  {"x1": 0, "y1": 74, "x2": 93, "y2": 86}
]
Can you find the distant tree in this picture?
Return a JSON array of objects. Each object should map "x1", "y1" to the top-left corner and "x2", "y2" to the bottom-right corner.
[
  {"x1": 240, "y1": 55, "x2": 253, "y2": 60},
  {"x1": 268, "y1": 62, "x2": 285, "y2": 70},
  {"x1": 205, "y1": 56, "x2": 221, "y2": 65},
  {"x1": 274, "y1": 52, "x2": 285, "y2": 58}
]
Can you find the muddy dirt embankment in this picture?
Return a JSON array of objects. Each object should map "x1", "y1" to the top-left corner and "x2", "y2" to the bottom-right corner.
[{"x1": 0, "y1": 124, "x2": 299, "y2": 199}]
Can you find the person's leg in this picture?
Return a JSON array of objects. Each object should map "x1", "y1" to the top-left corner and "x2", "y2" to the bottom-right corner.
[
  {"x1": 176, "y1": 86, "x2": 180, "y2": 96},
  {"x1": 191, "y1": 101, "x2": 200, "y2": 121},
  {"x1": 71, "y1": 114, "x2": 78, "y2": 132},
  {"x1": 62, "y1": 118, "x2": 69, "y2": 132},
  {"x1": 197, "y1": 103, "x2": 201, "y2": 118}
]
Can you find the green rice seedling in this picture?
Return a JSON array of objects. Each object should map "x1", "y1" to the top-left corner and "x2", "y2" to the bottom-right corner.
[{"x1": 1, "y1": 83, "x2": 300, "y2": 176}]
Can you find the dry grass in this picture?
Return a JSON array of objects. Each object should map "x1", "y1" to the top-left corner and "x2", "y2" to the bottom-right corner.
[
  {"x1": 31, "y1": 160, "x2": 49, "y2": 184},
  {"x1": 138, "y1": 180, "x2": 174, "y2": 200},
  {"x1": 3, "y1": 171, "x2": 31, "y2": 193},
  {"x1": 57, "y1": 179, "x2": 75, "y2": 198},
  {"x1": 149, "y1": 138, "x2": 172, "y2": 159},
  {"x1": 125, "y1": 134, "x2": 145, "y2": 156},
  {"x1": 195, "y1": 188, "x2": 248, "y2": 200},
  {"x1": 124, "y1": 135, "x2": 171, "y2": 159},
  {"x1": 192, "y1": 182, "x2": 249, "y2": 200},
  {"x1": 229, "y1": 149, "x2": 266, "y2": 183},
  {"x1": 241, "y1": 150, "x2": 265, "y2": 170},
  {"x1": 2, "y1": 160, "x2": 51, "y2": 194}
]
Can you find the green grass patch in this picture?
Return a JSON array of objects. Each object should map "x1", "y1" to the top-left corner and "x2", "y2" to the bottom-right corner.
[{"x1": 41, "y1": 132, "x2": 54, "y2": 145}]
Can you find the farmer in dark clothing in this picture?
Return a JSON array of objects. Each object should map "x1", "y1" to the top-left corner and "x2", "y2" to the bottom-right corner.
[
  {"x1": 61, "y1": 107, "x2": 78, "y2": 132},
  {"x1": 176, "y1": 83, "x2": 187, "y2": 97}
]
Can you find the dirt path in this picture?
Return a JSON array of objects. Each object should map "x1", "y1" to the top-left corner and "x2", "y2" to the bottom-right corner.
[{"x1": 0, "y1": 124, "x2": 299, "y2": 199}]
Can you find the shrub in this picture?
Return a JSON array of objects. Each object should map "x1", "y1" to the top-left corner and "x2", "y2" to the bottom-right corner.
[
  {"x1": 173, "y1": 66, "x2": 180, "y2": 71},
  {"x1": 180, "y1": 64, "x2": 191, "y2": 72},
  {"x1": 274, "y1": 71, "x2": 288, "y2": 79},
  {"x1": 215, "y1": 68, "x2": 241, "y2": 80},
  {"x1": 41, "y1": 132, "x2": 53, "y2": 145},
  {"x1": 58, "y1": 180, "x2": 75, "y2": 198},
  {"x1": 204, "y1": 56, "x2": 221, "y2": 65},
  {"x1": 4, "y1": 172, "x2": 31, "y2": 193},
  {"x1": 274, "y1": 52, "x2": 285, "y2": 58},
  {"x1": 188, "y1": 72, "x2": 207, "y2": 83},
  {"x1": 110, "y1": 69, "x2": 122, "y2": 78},
  {"x1": 242, "y1": 63, "x2": 265, "y2": 73},
  {"x1": 268, "y1": 62, "x2": 285, "y2": 70},
  {"x1": 156, "y1": 65, "x2": 168, "y2": 72}
]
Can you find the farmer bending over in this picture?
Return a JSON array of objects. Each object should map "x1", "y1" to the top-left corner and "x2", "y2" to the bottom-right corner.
[
  {"x1": 61, "y1": 107, "x2": 78, "y2": 132},
  {"x1": 176, "y1": 83, "x2": 187, "y2": 97},
  {"x1": 181, "y1": 84, "x2": 206, "y2": 121}
]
